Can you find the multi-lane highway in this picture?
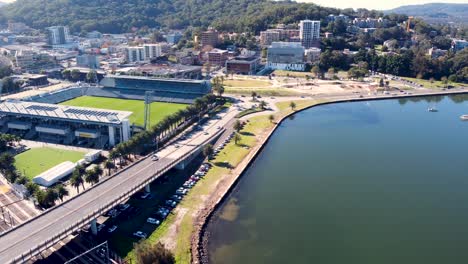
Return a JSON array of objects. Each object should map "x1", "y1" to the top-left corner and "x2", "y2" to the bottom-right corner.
[{"x1": 0, "y1": 107, "x2": 239, "y2": 264}]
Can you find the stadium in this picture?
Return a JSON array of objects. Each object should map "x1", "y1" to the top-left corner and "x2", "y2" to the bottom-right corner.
[{"x1": 0, "y1": 75, "x2": 212, "y2": 149}]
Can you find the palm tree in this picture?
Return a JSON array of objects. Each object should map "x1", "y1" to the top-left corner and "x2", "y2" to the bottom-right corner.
[
  {"x1": 55, "y1": 184, "x2": 69, "y2": 202},
  {"x1": 251, "y1": 91, "x2": 257, "y2": 101},
  {"x1": 233, "y1": 120, "x2": 242, "y2": 132},
  {"x1": 70, "y1": 174, "x2": 83, "y2": 193},
  {"x1": 203, "y1": 144, "x2": 214, "y2": 158},
  {"x1": 268, "y1": 114, "x2": 275, "y2": 123},
  {"x1": 104, "y1": 160, "x2": 114, "y2": 175},
  {"x1": 93, "y1": 166, "x2": 103, "y2": 180},
  {"x1": 259, "y1": 100, "x2": 267, "y2": 110},
  {"x1": 45, "y1": 188, "x2": 59, "y2": 207},
  {"x1": 85, "y1": 170, "x2": 99, "y2": 186},
  {"x1": 289, "y1": 101, "x2": 296, "y2": 111},
  {"x1": 233, "y1": 133, "x2": 242, "y2": 145}
]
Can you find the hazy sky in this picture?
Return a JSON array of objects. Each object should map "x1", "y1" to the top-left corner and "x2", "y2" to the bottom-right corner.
[{"x1": 298, "y1": 0, "x2": 468, "y2": 10}]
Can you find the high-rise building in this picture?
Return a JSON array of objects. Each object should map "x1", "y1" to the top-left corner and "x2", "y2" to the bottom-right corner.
[
  {"x1": 299, "y1": 20, "x2": 320, "y2": 49},
  {"x1": 46, "y1": 26, "x2": 70, "y2": 45},
  {"x1": 126, "y1": 47, "x2": 145, "y2": 63},
  {"x1": 201, "y1": 30, "x2": 219, "y2": 48},
  {"x1": 267, "y1": 42, "x2": 305, "y2": 71},
  {"x1": 143, "y1": 44, "x2": 162, "y2": 60}
]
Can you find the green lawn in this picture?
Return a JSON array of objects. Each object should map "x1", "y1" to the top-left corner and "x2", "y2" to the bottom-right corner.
[
  {"x1": 273, "y1": 70, "x2": 311, "y2": 78},
  {"x1": 60, "y1": 96, "x2": 188, "y2": 126},
  {"x1": 15, "y1": 147, "x2": 84, "y2": 179},
  {"x1": 402, "y1": 77, "x2": 467, "y2": 89}
]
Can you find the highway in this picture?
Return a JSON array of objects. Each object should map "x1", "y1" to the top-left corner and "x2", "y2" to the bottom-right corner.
[{"x1": 0, "y1": 107, "x2": 239, "y2": 264}]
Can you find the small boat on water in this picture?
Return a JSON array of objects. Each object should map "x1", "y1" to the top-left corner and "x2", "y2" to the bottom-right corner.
[
  {"x1": 428, "y1": 107, "x2": 438, "y2": 112},
  {"x1": 460, "y1": 115, "x2": 468, "y2": 121}
]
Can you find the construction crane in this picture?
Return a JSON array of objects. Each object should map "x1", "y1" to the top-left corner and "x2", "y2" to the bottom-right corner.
[{"x1": 406, "y1": 16, "x2": 414, "y2": 32}]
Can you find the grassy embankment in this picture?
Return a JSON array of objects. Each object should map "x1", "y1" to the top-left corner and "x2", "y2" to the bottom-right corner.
[{"x1": 124, "y1": 98, "x2": 326, "y2": 263}]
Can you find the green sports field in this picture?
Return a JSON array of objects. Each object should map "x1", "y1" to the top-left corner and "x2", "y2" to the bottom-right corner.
[
  {"x1": 60, "y1": 96, "x2": 188, "y2": 126},
  {"x1": 15, "y1": 147, "x2": 85, "y2": 179}
]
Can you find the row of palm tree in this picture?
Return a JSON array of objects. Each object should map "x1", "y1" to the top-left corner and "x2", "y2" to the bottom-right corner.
[
  {"x1": 70, "y1": 165, "x2": 104, "y2": 193},
  {"x1": 107, "y1": 94, "x2": 218, "y2": 166}
]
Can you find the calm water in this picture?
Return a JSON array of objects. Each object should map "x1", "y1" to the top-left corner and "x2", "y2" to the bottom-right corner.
[{"x1": 206, "y1": 95, "x2": 468, "y2": 264}]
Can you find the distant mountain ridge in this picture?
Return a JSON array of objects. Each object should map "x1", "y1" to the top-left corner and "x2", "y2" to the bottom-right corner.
[{"x1": 387, "y1": 3, "x2": 468, "y2": 24}]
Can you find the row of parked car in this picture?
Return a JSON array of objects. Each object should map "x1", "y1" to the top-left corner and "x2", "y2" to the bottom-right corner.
[
  {"x1": 131, "y1": 162, "x2": 213, "y2": 239},
  {"x1": 212, "y1": 132, "x2": 235, "y2": 158}
]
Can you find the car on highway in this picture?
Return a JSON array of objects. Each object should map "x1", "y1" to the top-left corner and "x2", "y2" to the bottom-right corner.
[
  {"x1": 147, "y1": 218, "x2": 160, "y2": 225},
  {"x1": 204, "y1": 132, "x2": 209, "y2": 135},
  {"x1": 108, "y1": 225, "x2": 118, "y2": 233},
  {"x1": 151, "y1": 154, "x2": 159, "y2": 161},
  {"x1": 217, "y1": 126, "x2": 222, "y2": 130},
  {"x1": 133, "y1": 231, "x2": 147, "y2": 239},
  {"x1": 175, "y1": 144, "x2": 181, "y2": 149}
]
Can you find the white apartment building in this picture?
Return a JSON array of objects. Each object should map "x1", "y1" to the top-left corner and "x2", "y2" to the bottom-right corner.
[{"x1": 299, "y1": 20, "x2": 320, "y2": 49}]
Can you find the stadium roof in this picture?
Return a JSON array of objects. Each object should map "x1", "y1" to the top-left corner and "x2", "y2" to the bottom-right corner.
[
  {"x1": 105, "y1": 74, "x2": 208, "y2": 84},
  {"x1": 0, "y1": 100, "x2": 132, "y2": 125}
]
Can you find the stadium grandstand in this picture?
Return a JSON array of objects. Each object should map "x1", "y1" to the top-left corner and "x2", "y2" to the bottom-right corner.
[
  {"x1": 0, "y1": 99, "x2": 131, "y2": 149},
  {"x1": 100, "y1": 75, "x2": 211, "y2": 103}
]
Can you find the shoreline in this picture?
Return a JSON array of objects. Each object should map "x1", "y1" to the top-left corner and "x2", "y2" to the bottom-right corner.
[{"x1": 190, "y1": 89, "x2": 468, "y2": 264}]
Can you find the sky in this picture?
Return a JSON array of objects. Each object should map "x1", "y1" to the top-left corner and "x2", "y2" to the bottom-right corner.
[{"x1": 298, "y1": 0, "x2": 468, "y2": 10}]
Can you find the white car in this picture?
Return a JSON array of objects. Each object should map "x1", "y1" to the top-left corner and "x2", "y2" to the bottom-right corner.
[
  {"x1": 108, "y1": 225, "x2": 118, "y2": 233},
  {"x1": 147, "y1": 218, "x2": 160, "y2": 225},
  {"x1": 133, "y1": 231, "x2": 147, "y2": 238},
  {"x1": 151, "y1": 155, "x2": 159, "y2": 161},
  {"x1": 140, "y1": 192, "x2": 151, "y2": 199}
]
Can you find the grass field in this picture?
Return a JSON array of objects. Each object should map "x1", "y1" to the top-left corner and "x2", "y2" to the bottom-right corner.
[
  {"x1": 223, "y1": 79, "x2": 272, "y2": 88},
  {"x1": 60, "y1": 96, "x2": 188, "y2": 126},
  {"x1": 15, "y1": 147, "x2": 84, "y2": 179},
  {"x1": 401, "y1": 77, "x2": 467, "y2": 89}
]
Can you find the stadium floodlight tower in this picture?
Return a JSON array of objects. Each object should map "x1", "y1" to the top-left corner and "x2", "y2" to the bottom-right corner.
[{"x1": 144, "y1": 91, "x2": 153, "y2": 130}]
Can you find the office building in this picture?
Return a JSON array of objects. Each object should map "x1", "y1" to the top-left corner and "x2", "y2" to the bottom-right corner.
[
  {"x1": 46, "y1": 26, "x2": 70, "y2": 45},
  {"x1": 166, "y1": 32, "x2": 182, "y2": 44},
  {"x1": 267, "y1": 42, "x2": 305, "y2": 71},
  {"x1": 260, "y1": 30, "x2": 280, "y2": 46},
  {"x1": 76, "y1": 54, "x2": 100, "y2": 69},
  {"x1": 207, "y1": 49, "x2": 228, "y2": 66},
  {"x1": 299, "y1": 20, "x2": 320, "y2": 49},
  {"x1": 226, "y1": 55, "x2": 261, "y2": 75},
  {"x1": 201, "y1": 30, "x2": 219, "y2": 48}
]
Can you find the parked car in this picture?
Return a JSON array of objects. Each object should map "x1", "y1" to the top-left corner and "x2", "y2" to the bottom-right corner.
[
  {"x1": 140, "y1": 192, "x2": 151, "y2": 199},
  {"x1": 147, "y1": 218, "x2": 160, "y2": 225},
  {"x1": 118, "y1": 204, "x2": 130, "y2": 211},
  {"x1": 133, "y1": 231, "x2": 147, "y2": 239},
  {"x1": 97, "y1": 224, "x2": 106, "y2": 232},
  {"x1": 108, "y1": 225, "x2": 118, "y2": 233},
  {"x1": 165, "y1": 200, "x2": 177, "y2": 208},
  {"x1": 171, "y1": 195, "x2": 183, "y2": 201}
]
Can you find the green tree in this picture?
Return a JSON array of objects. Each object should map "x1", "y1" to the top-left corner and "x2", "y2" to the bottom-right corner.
[
  {"x1": 203, "y1": 144, "x2": 214, "y2": 158},
  {"x1": 251, "y1": 91, "x2": 257, "y2": 101},
  {"x1": 104, "y1": 160, "x2": 114, "y2": 175},
  {"x1": 55, "y1": 184, "x2": 69, "y2": 202},
  {"x1": 259, "y1": 100, "x2": 267, "y2": 110},
  {"x1": 268, "y1": 114, "x2": 275, "y2": 123},
  {"x1": 289, "y1": 101, "x2": 296, "y2": 111},
  {"x1": 134, "y1": 241, "x2": 175, "y2": 264},
  {"x1": 233, "y1": 120, "x2": 242, "y2": 132},
  {"x1": 86, "y1": 70, "x2": 97, "y2": 83},
  {"x1": 71, "y1": 69, "x2": 81, "y2": 81},
  {"x1": 62, "y1": 69, "x2": 71, "y2": 80},
  {"x1": 233, "y1": 133, "x2": 241, "y2": 145}
]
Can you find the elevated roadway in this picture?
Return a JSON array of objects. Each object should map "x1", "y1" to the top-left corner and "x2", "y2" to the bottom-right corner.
[{"x1": 0, "y1": 107, "x2": 239, "y2": 264}]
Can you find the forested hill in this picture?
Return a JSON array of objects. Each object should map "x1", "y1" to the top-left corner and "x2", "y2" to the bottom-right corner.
[
  {"x1": 387, "y1": 3, "x2": 468, "y2": 24},
  {"x1": 0, "y1": 0, "x2": 351, "y2": 33}
]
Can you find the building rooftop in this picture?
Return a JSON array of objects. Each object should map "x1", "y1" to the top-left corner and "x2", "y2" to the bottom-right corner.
[{"x1": 0, "y1": 100, "x2": 132, "y2": 125}]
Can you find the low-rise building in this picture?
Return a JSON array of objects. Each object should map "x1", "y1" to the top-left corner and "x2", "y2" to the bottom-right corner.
[
  {"x1": 305, "y1": 47, "x2": 321, "y2": 64},
  {"x1": 166, "y1": 32, "x2": 182, "y2": 44},
  {"x1": 260, "y1": 30, "x2": 280, "y2": 46},
  {"x1": 225, "y1": 55, "x2": 261, "y2": 75},
  {"x1": 15, "y1": 50, "x2": 35, "y2": 69},
  {"x1": 427, "y1": 47, "x2": 448, "y2": 58},
  {"x1": 451, "y1": 39, "x2": 468, "y2": 52},
  {"x1": 207, "y1": 49, "x2": 228, "y2": 66},
  {"x1": 267, "y1": 42, "x2": 305, "y2": 71}
]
